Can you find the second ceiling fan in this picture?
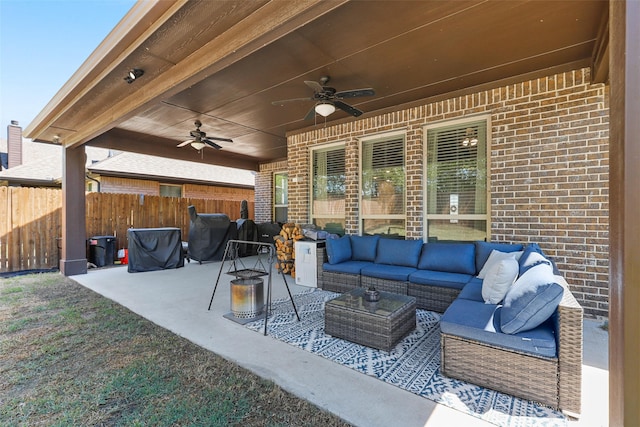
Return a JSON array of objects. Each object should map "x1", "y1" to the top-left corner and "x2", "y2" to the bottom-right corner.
[
  {"x1": 177, "y1": 120, "x2": 233, "y2": 151},
  {"x1": 272, "y1": 76, "x2": 375, "y2": 120}
]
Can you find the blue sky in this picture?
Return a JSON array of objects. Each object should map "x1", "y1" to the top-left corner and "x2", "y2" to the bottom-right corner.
[{"x1": 0, "y1": 0, "x2": 136, "y2": 134}]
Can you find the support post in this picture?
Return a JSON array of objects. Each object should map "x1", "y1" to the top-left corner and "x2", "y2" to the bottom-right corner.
[
  {"x1": 60, "y1": 145, "x2": 87, "y2": 276},
  {"x1": 609, "y1": 1, "x2": 640, "y2": 426}
]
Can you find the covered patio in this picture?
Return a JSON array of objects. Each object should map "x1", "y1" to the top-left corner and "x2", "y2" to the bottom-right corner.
[
  {"x1": 70, "y1": 259, "x2": 608, "y2": 427},
  {"x1": 23, "y1": 1, "x2": 638, "y2": 424}
]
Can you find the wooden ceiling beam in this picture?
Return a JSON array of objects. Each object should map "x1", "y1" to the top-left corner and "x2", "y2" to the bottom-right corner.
[
  {"x1": 55, "y1": 0, "x2": 348, "y2": 149},
  {"x1": 88, "y1": 129, "x2": 260, "y2": 171}
]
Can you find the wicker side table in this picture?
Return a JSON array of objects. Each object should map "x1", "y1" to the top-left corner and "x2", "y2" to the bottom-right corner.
[{"x1": 325, "y1": 288, "x2": 416, "y2": 352}]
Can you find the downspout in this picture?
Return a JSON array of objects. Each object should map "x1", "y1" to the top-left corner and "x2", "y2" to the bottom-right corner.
[{"x1": 86, "y1": 174, "x2": 100, "y2": 192}]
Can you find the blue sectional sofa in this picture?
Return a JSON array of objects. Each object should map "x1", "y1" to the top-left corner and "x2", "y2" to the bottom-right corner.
[{"x1": 316, "y1": 235, "x2": 583, "y2": 417}]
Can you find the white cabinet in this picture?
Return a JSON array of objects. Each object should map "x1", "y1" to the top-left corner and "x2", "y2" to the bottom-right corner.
[{"x1": 294, "y1": 241, "x2": 318, "y2": 288}]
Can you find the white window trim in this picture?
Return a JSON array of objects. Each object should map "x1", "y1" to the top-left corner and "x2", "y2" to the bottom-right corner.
[
  {"x1": 422, "y1": 115, "x2": 492, "y2": 242},
  {"x1": 358, "y1": 130, "x2": 408, "y2": 236},
  {"x1": 273, "y1": 170, "x2": 288, "y2": 222}
]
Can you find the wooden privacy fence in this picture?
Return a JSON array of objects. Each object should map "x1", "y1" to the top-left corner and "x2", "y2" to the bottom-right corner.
[{"x1": 0, "y1": 187, "x2": 254, "y2": 273}]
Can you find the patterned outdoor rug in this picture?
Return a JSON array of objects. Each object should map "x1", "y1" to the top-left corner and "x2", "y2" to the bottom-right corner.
[{"x1": 245, "y1": 289, "x2": 567, "y2": 427}]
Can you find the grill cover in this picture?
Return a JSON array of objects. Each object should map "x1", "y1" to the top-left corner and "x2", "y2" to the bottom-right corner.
[
  {"x1": 127, "y1": 227, "x2": 184, "y2": 273},
  {"x1": 187, "y1": 206, "x2": 237, "y2": 262}
]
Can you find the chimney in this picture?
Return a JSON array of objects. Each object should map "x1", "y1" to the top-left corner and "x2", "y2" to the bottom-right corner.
[{"x1": 7, "y1": 120, "x2": 22, "y2": 168}]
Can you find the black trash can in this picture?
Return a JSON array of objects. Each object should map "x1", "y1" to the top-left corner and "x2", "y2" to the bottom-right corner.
[{"x1": 89, "y1": 235, "x2": 115, "y2": 267}]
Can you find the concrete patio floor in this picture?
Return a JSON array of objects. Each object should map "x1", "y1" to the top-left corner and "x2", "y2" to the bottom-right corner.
[{"x1": 71, "y1": 257, "x2": 609, "y2": 427}]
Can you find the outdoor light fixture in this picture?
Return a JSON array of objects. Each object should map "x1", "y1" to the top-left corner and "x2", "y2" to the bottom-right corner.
[
  {"x1": 124, "y1": 68, "x2": 144, "y2": 84},
  {"x1": 190, "y1": 141, "x2": 206, "y2": 151},
  {"x1": 462, "y1": 128, "x2": 478, "y2": 147},
  {"x1": 315, "y1": 102, "x2": 336, "y2": 117}
]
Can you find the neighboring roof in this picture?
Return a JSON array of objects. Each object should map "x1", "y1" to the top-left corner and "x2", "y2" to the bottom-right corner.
[
  {"x1": 88, "y1": 152, "x2": 255, "y2": 188},
  {"x1": 0, "y1": 140, "x2": 254, "y2": 188},
  {"x1": 0, "y1": 139, "x2": 109, "y2": 185}
]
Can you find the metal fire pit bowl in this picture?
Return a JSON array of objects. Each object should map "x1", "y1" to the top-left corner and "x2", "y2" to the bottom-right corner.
[{"x1": 230, "y1": 278, "x2": 264, "y2": 319}]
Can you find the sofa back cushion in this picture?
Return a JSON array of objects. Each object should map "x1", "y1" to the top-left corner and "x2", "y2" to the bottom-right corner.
[
  {"x1": 326, "y1": 235, "x2": 352, "y2": 264},
  {"x1": 475, "y1": 241, "x2": 524, "y2": 274},
  {"x1": 375, "y1": 238, "x2": 423, "y2": 267},
  {"x1": 418, "y1": 242, "x2": 476, "y2": 275},
  {"x1": 350, "y1": 235, "x2": 380, "y2": 261},
  {"x1": 500, "y1": 262, "x2": 564, "y2": 334}
]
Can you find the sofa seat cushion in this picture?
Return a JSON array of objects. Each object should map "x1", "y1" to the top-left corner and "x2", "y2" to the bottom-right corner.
[
  {"x1": 418, "y1": 242, "x2": 476, "y2": 275},
  {"x1": 408, "y1": 270, "x2": 471, "y2": 290},
  {"x1": 475, "y1": 241, "x2": 524, "y2": 274},
  {"x1": 457, "y1": 278, "x2": 484, "y2": 302},
  {"x1": 350, "y1": 235, "x2": 380, "y2": 261},
  {"x1": 441, "y1": 299, "x2": 557, "y2": 358},
  {"x1": 360, "y1": 263, "x2": 417, "y2": 281},
  {"x1": 375, "y1": 238, "x2": 423, "y2": 267},
  {"x1": 322, "y1": 260, "x2": 372, "y2": 275}
]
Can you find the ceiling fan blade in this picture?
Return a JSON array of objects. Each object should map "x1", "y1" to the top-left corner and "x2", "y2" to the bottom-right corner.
[
  {"x1": 303, "y1": 106, "x2": 317, "y2": 121},
  {"x1": 177, "y1": 139, "x2": 193, "y2": 147},
  {"x1": 207, "y1": 136, "x2": 233, "y2": 143},
  {"x1": 304, "y1": 80, "x2": 325, "y2": 92},
  {"x1": 203, "y1": 139, "x2": 222, "y2": 150},
  {"x1": 335, "y1": 88, "x2": 375, "y2": 99},
  {"x1": 272, "y1": 97, "x2": 314, "y2": 106},
  {"x1": 334, "y1": 100, "x2": 363, "y2": 117}
]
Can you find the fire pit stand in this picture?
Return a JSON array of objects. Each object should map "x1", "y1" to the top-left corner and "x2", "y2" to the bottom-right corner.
[{"x1": 208, "y1": 240, "x2": 300, "y2": 335}]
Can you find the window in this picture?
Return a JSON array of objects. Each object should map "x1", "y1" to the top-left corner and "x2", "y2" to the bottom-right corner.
[
  {"x1": 274, "y1": 172, "x2": 288, "y2": 223},
  {"x1": 311, "y1": 144, "x2": 345, "y2": 235},
  {"x1": 425, "y1": 118, "x2": 488, "y2": 242},
  {"x1": 160, "y1": 184, "x2": 182, "y2": 198},
  {"x1": 360, "y1": 133, "x2": 405, "y2": 237}
]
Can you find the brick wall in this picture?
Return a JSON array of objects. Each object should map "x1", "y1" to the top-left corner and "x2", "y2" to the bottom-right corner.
[
  {"x1": 256, "y1": 160, "x2": 287, "y2": 223},
  {"x1": 100, "y1": 177, "x2": 254, "y2": 203},
  {"x1": 100, "y1": 176, "x2": 158, "y2": 195},
  {"x1": 258, "y1": 68, "x2": 609, "y2": 318}
]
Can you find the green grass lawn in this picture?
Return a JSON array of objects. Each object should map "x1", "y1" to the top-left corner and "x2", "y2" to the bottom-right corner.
[{"x1": 0, "y1": 273, "x2": 351, "y2": 427}]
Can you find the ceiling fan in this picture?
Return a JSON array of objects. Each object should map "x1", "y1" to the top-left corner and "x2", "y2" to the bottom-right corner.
[
  {"x1": 176, "y1": 120, "x2": 233, "y2": 151},
  {"x1": 272, "y1": 76, "x2": 375, "y2": 120}
]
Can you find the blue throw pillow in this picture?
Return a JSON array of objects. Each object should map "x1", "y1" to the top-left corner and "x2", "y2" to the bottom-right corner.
[
  {"x1": 500, "y1": 262, "x2": 564, "y2": 334},
  {"x1": 375, "y1": 238, "x2": 423, "y2": 267},
  {"x1": 475, "y1": 241, "x2": 524, "y2": 273},
  {"x1": 350, "y1": 235, "x2": 379, "y2": 261},
  {"x1": 418, "y1": 242, "x2": 476, "y2": 275},
  {"x1": 326, "y1": 235, "x2": 352, "y2": 264}
]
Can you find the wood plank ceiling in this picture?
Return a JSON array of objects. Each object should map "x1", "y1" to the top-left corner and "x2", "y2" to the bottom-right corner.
[{"x1": 25, "y1": 0, "x2": 608, "y2": 171}]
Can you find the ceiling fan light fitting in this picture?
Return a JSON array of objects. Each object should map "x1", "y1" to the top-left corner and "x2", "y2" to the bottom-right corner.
[
  {"x1": 315, "y1": 102, "x2": 335, "y2": 117},
  {"x1": 191, "y1": 141, "x2": 206, "y2": 151}
]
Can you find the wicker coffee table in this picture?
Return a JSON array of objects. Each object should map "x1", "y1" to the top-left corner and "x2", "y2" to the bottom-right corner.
[{"x1": 324, "y1": 288, "x2": 416, "y2": 352}]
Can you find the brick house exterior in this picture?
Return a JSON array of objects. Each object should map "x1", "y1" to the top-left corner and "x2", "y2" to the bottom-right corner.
[
  {"x1": 99, "y1": 176, "x2": 254, "y2": 201},
  {"x1": 255, "y1": 68, "x2": 609, "y2": 319}
]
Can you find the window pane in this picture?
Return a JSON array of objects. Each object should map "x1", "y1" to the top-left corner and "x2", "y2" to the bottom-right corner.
[
  {"x1": 427, "y1": 219, "x2": 486, "y2": 242},
  {"x1": 274, "y1": 173, "x2": 288, "y2": 204},
  {"x1": 160, "y1": 184, "x2": 181, "y2": 198},
  {"x1": 426, "y1": 121, "x2": 486, "y2": 216},
  {"x1": 274, "y1": 206, "x2": 288, "y2": 223},
  {"x1": 362, "y1": 218, "x2": 405, "y2": 238},
  {"x1": 312, "y1": 218, "x2": 345, "y2": 235},
  {"x1": 312, "y1": 145, "x2": 345, "y2": 230},
  {"x1": 425, "y1": 119, "x2": 488, "y2": 242},
  {"x1": 361, "y1": 137, "x2": 404, "y2": 216}
]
